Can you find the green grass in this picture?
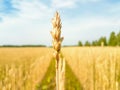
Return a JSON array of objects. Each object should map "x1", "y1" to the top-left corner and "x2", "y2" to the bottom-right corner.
[{"x1": 36, "y1": 58, "x2": 83, "y2": 90}]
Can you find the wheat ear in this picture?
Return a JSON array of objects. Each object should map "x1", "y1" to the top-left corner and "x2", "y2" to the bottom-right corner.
[{"x1": 50, "y1": 11, "x2": 65, "y2": 90}]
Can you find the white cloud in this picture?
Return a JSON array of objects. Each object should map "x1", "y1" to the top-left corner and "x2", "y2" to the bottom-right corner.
[
  {"x1": 0, "y1": 0, "x2": 53, "y2": 45},
  {"x1": 11, "y1": 0, "x2": 52, "y2": 19},
  {"x1": 72, "y1": 16, "x2": 120, "y2": 32},
  {"x1": 51, "y1": 0, "x2": 102, "y2": 9},
  {"x1": 78, "y1": 17, "x2": 120, "y2": 30},
  {"x1": 0, "y1": 16, "x2": 52, "y2": 45},
  {"x1": 61, "y1": 16, "x2": 120, "y2": 44},
  {"x1": 51, "y1": 0, "x2": 77, "y2": 9}
]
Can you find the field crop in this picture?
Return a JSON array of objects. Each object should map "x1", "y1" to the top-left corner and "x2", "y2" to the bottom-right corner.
[
  {"x1": 62, "y1": 47, "x2": 120, "y2": 90},
  {"x1": 0, "y1": 47, "x2": 120, "y2": 90},
  {"x1": 0, "y1": 47, "x2": 53, "y2": 90}
]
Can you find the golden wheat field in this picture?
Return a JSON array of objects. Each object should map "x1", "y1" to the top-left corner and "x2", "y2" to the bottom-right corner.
[
  {"x1": 62, "y1": 47, "x2": 120, "y2": 90},
  {"x1": 0, "y1": 47, "x2": 53, "y2": 90},
  {"x1": 0, "y1": 47, "x2": 120, "y2": 90}
]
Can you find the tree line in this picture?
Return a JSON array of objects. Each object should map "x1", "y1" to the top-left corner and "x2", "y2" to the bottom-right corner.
[
  {"x1": 78, "y1": 31, "x2": 120, "y2": 46},
  {"x1": 0, "y1": 45, "x2": 46, "y2": 47}
]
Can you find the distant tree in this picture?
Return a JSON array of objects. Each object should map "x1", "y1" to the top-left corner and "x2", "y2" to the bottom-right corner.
[
  {"x1": 78, "y1": 31, "x2": 120, "y2": 47},
  {"x1": 84, "y1": 41, "x2": 91, "y2": 46},
  {"x1": 108, "y1": 32, "x2": 117, "y2": 46},
  {"x1": 117, "y1": 31, "x2": 120, "y2": 46},
  {"x1": 1, "y1": 45, "x2": 46, "y2": 47},
  {"x1": 78, "y1": 41, "x2": 83, "y2": 46},
  {"x1": 103, "y1": 37, "x2": 107, "y2": 46},
  {"x1": 92, "y1": 40, "x2": 98, "y2": 46},
  {"x1": 97, "y1": 37, "x2": 107, "y2": 46}
]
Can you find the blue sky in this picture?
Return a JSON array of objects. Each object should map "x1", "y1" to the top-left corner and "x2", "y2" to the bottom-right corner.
[{"x1": 0, "y1": 0, "x2": 120, "y2": 46}]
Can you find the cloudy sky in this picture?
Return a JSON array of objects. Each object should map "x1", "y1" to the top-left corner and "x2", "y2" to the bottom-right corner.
[{"x1": 0, "y1": 0, "x2": 120, "y2": 46}]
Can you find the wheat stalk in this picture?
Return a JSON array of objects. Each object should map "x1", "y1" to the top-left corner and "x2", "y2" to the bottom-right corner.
[{"x1": 50, "y1": 11, "x2": 65, "y2": 90}]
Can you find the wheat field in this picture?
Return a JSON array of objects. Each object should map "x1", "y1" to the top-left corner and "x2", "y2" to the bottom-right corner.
[
  {"x1": 0, "y1": 47, "x2": 53, "y2": 90},
  {"x1": 0, "y1": 47, "x2": 120, "y2": 90},
  {"x1": 62, "y1": 47, "x2": 120, "y2": 90}
]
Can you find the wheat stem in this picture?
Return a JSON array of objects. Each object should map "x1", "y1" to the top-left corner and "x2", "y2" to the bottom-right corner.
[{"x1": 51, "y1": 11, "x2": 65, "y2": 90}]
